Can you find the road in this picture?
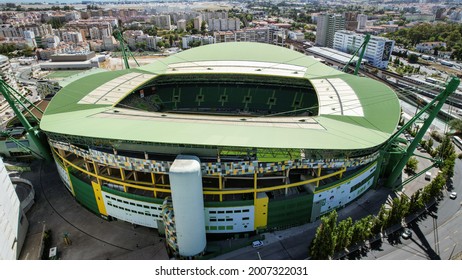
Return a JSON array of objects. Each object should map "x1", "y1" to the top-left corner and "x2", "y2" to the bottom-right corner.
[{"x1": 364, "y1": 158, "x2": 462, "y2": 260}]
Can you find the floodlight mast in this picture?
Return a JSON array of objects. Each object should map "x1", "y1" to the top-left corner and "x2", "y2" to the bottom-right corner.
[
  {"x1": 113, "y1": 29, "x2": 140, "y2": 70},
  {"x1": 376, "y1": 77, "x2": 460, "y2": 189},
  {"x1": 0, "y1": 79, "x2": 52, "y2": 161}
]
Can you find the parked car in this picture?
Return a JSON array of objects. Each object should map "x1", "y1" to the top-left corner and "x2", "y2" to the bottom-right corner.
[
  {"x1": 252, "y1": 240, "x2": 264, "y2": 248},
  {"x1": 401, "y1": 228, "x2": 412, "y2": 239},
  {"x1": 449, "y1": 192, "x2": 457, "y2": 200}
]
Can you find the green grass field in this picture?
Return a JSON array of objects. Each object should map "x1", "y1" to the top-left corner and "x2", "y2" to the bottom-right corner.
[{"x1": 45, "y1": 70, "x2": 86, "y2": 79}]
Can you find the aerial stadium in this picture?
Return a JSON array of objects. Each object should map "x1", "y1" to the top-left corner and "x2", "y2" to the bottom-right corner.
[{"x1": 39, "y1": 42, "x2": 401, "y2": 257}]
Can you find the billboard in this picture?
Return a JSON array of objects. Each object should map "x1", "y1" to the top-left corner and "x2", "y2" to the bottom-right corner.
[{"x1": 382, "y1": 41, "x2": 393, "y2": 61}]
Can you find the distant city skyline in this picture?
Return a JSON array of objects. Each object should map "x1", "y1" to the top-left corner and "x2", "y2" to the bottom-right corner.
[{"x1": 0, "y1": 0, "x2": 189, "y2": 4}]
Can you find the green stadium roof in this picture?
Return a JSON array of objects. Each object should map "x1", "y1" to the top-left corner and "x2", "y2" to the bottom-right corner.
[{"x1": 40, "y1": 42, "x2": 400, "y2": 151}]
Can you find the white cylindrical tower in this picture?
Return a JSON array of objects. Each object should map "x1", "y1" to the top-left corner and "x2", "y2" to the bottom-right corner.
[
  {"x1": 0, "y1": 157, "x2": 28, "y2": 259},
  {"x1": 168, "y1": 155, "x2": 206, "y2": 257},
  {"x1": 0, "y1": 55, "x2": 20, "y2": 90}
]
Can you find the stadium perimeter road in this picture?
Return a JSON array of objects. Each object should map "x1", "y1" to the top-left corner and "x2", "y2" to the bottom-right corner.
[{"x1": 18, "y1": 161, "x2": 168, "y2": 260}]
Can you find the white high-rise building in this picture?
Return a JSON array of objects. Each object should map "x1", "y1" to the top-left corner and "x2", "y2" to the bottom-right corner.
[
  {"x1": 333, "y1": 30, "x2": 394, "y2": 69},
  {"x1": 208, "y1": 18, "x2": 241, "y2": 31},
  {"x1": 177, "y1": 19, "x2": 187, "y2": 32},
  {"x1": 219, "y1": 18, "x2": 228, "y2": 31},
  {"x1": 152, "y1": 15, "x2": 172, "y2": 30},
  {"x1": 62, "y1": 31, "x2": 83, "y2": 44},
  {"x1": 0, "y1": 157, "x2": 29, "y2": 260},
  {"x1": 23, "y1": 30, "x2": 37, "y2": 48},
  {"x1": 357, "y1": 14, "x2": 368, "y2": 30},
  {"x1": 193, "y1": 16, "x2": 202, "y2": 31},
  {"x1": 89, "y1": 27, "x2": 101, "y2": 40},
  {"x1": 228, "y1": 18, "x2": 241, "y2": 31}
]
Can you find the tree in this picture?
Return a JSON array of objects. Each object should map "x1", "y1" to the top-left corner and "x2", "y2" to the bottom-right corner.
[
  {"x1": 426, "y1": 138, "x2": 434, "y2": 152},
  {"x1": 435, "y1": 135, "x2": 455, "y2": 161},
  {"x1": 408, "y1": 53, "x2": 419, "y2": 63},
  {"x1": 371, "y1": 205, "x2": 388, "y2": 233},
  {"x1": 188, "y1": 40, "x2": 202, "y2": 48},
  {"x1": 156, "y1": 41, "x2": 165, "y2": 48},
  {"x1": 309, "y1": 210, "x2": 338, "y2": 259},
  {"x1": 448, "y1": 119, "x2": 462, "y2": 134},
  {"x1": 47, "y1": 17, "x2": 64, "y2": 29},
  {"x1": 405, "y1": 157, "x2": 418, "y2": 174},
  {"x1": 144, "y1": 26, "x2": 158, "y2": 36},
  {"x1": 386, "y1": 196, "x2": 409, "y2": 228},
  {"x1": 304, "y1": 32, "x2": 315, "y2": 42},
  {"x1": 409, "y1": 189, "x2": 424, "y2": 213},
  {"x1": 135, "y1": 41, "x2": 147, "y2": 51},
  {"x1": 23, "y1": 46, "x2": 34, "y2": 57},
  {"x1": 201, "y1": 20, "x2": 206, "y2": 33},
  {"x1": 441, "y1": 153, "x2": 456, "y2": 179},
  {"x1": 350, "y1": 215, "x2": 373, "y2": 245},
  {"x1": 186, "y1": 19, "x2": 194, "y2": 32},
  {"x1": 334, "y1": 217, "x2": 353, "y2": 252},
  {"x1": 446, "y1": 30, "x2": 462, "y2": 49}
]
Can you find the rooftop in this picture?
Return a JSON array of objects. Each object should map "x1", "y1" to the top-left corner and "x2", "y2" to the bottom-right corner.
[{"x1": 40, "y1": 42, "x2": 400, "y2": 151}]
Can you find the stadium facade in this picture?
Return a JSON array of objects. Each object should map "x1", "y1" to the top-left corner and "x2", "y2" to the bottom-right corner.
[{"x1": 40, "y1": 42, "x2": 400, "y2": 256}]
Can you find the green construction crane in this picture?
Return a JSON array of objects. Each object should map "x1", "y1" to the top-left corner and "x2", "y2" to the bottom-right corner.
[
  {"x1": 376, "y1": 76, "x2": 460, "y2": 189},
  {"x1": 113, "y1": 29, "x2": 140, "y2": 70},
  {"x1": 0, "y1": 79, "x2": 52, "y2": 161},
  {"x1": 342, "y1": 34, "x2": 371, "y2": 76}
]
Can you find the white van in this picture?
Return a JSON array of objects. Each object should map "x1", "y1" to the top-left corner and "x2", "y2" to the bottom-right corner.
[{"x1": 425, "y1": 172, "x2": 432, "y2": 181}]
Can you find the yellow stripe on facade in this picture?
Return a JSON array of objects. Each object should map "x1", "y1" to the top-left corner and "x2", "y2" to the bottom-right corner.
[
  {"x1": 91, "y1": 181, "x2": 107, "y2": 216},
  {"x1": 254, "y1": 193, "x2": 268, "y2": 230}
]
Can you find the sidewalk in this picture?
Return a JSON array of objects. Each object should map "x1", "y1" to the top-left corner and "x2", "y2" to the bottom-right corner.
[{"x1": 18, "y1": 161, "x2": 168, "y2": 260}]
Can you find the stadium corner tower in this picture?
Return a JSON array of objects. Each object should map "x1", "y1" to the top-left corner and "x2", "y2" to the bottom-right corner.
[{"x1": 40, "y1": 42, "x2": 400, "y2": 256}]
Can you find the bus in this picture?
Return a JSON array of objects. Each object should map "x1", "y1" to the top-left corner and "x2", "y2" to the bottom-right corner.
[
  {"x1": 453, "y1": 136, "x2": 462, "y2": 150},
  {"x1": 425, "y1": 77, "x2": 439, "y2": 84},
  {"x1": 440, "y1": 60, "x2": 454, "y2": 67}
]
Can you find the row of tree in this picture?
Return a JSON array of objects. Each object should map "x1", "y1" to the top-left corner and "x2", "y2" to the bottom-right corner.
[{"x1": 309, "y1": 135, "x2": 457, "y2": 259}]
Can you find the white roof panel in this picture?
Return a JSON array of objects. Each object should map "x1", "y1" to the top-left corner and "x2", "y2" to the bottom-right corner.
[
  {"x1": 166, "y1": 61, "x2": 307, "y2": 78},
  {"x1": 78, "y1": 73, "x2": 155, "y2": 105},
  {"x1": 311, "y1": 78, "x2": 364, "y2": 117}
]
